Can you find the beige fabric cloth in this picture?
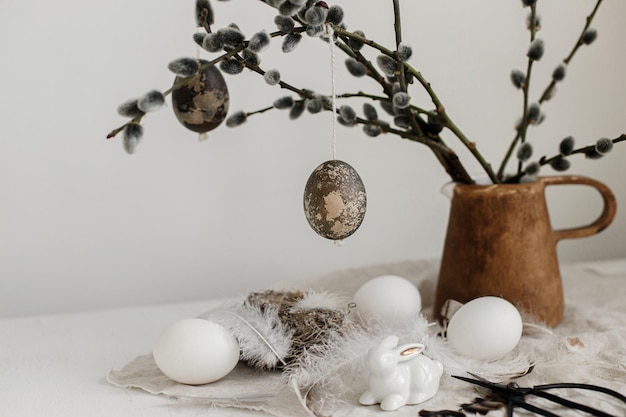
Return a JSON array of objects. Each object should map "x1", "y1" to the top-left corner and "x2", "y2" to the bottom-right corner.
[{"x1": 108, "y1": 259, "x2": 626, "y2": 416}]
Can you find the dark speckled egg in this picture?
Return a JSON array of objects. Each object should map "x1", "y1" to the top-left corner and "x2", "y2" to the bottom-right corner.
[
  {"x1": 303, "y1": 160, "x2": 367, "y2": 240},
  {"x1": 171, "y1": 61, "x2": 229, "y2": 133}
]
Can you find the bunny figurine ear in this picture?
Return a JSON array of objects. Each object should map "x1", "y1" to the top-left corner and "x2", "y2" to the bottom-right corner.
[
  {"x1": 381, "y1": 335, "x2": 399, "y2": 349},
  {"x1": 397, "y1": 343, "x2": 424, "y2": 361}
]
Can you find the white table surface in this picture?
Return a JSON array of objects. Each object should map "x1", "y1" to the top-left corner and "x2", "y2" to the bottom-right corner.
[
  {"x1": 0, "y1": 299, "x2": 259, "y2": 417},
  {"x1": 2, "y1": 258, "x2": 626, "y2": 417}
]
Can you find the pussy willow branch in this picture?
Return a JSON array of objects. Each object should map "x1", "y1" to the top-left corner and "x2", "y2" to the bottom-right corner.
[
  {"x1": 390, "y1": 0, "x2": 461, "y2": 182},
  {"x1": 392, "y1": 0, "x2": 446, "y2": 179},
  {"x1": 333, "y1": 22, "x2": 472, "y2": 183},
  {"x1": 334, "y1": 26, "x2": 497, "y2": 184},
  {"x1": 334, "y1": 41, "x2": 392, "y2": 96},
  {"x1": 516, "y1": 3, "x2": 539, "y2": 178},
  {"x1": 498, "y1": 0, "x2": 603, "y2": 179},
  {"x1": 538, "y1": 0, "x2": 603, "y2": 104},
  {"x1": 106, "y1": 27, "x2": 307, "y2": 139},
  {"x1": 538, "y1": 134, "x2": 625, "y2": 165},
  {"x1": 107, "y1": 5, "x2": 488, "y2": 183},
  {"x1": 496, "y1": 3, "x2": 539, "y2": 181},
  {"x1": 338, "y1": 92, "x2": 435, "y2": 117},
  {"x1": 504, "y1": 134, "x2": 625, "y2": 184}
]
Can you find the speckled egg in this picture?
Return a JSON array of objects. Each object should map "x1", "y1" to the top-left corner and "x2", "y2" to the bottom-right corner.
[
  {"x1": 303, "y1": 160, "x2": 367, "y2": 240},
  {"x1": 171, "y1": 61, "x2": 229, "y2": 133}
]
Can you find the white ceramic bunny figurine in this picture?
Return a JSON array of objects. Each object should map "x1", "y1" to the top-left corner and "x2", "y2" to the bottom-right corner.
[{"x1": 359, "y1": 335, "x2": 444, "y2": 411}]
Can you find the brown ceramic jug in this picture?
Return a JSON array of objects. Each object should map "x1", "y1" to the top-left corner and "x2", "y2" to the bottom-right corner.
[{"x1": 434, "y1": 175, "x2": 617, "y2": 327}]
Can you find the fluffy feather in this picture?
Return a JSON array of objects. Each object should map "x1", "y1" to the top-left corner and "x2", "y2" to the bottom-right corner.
[
  {"x1": 206, "y1": 300, "x2": 293, "y2": 370},
  {"x1": 290, "y1": 290, "x2": 351, "y2": 311}
]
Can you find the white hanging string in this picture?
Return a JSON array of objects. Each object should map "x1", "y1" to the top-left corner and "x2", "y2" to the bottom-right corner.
[
  {"x1": 325, "y1": 24, "x2": 338, "y2": 161},
  {"x1": 196, "y1": 30, "x2": 210, "y2": 141},
  {"x1": 325, "y1": 24, "x2": 343, "y2": 247}
]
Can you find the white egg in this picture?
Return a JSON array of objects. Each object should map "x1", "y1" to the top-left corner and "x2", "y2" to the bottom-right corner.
[
  {"x1": 153, "y1": 318, "x2": 240, "y2": 385},
  {"x1": 447, "y1": 296, "x2": 523, "y2": 360},
  {"x1": 353, "y1": 275, "x2": 422, "y2": 322}
]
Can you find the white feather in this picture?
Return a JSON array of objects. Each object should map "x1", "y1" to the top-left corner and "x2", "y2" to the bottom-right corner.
[
  {"x1": 205, "y1": 300, "x2": 293, "y2": 370},
  {"x1": 290, "y1": 290, "x2": 352, "y2": 311}
]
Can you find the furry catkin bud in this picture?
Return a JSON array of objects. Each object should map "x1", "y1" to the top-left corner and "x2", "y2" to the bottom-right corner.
[
  {"x1": 363, "y1": 103, "x2": 378, "y2": 121},
  {"x1": 242, "y1": 49, "x2": 260, "y2": 67},
  {"x1": 289, "y1": 101, "x2": 305, "y2": 120},
  {"x1": 347, "y1": 30, "x2": 365, "y2": 50},
  {"x1": 264, "y1": 69, "x2": 281, "y2": 85},
  {"x1": 517, "y1": 142, "x2": 533, "y2": 161},
  {"x1": 325, "y1": 5, "x2": 344, "y2": 25},
  {"x1": 193, "y1": 32, "x2": 207, "y2": 47},
  {"x1": 527, "y1": 103, "x2": 541, "y2": 123},
  {"x1": 305, "y1": 5, "x2": 327, "y2": 26},
  {"x1": 266, "y1": 0, "x2": 285, "y2": 7},
  {"x1": 117, "y1": 99, "x2": 141, "y2": 118},
  {"x1": 318, "y1": 95, "x2": 331, "y2": 108},
  {"x1": 217, "y1": 27, "x2": 245, "y2": 47},
  {"x1": 524, "y1": 161, "x2": 540, "y2": 176},
  {"x1": 219, "y1": 58, "x2": 244, "y2": 75},
  {"x1": 380, "y1": 100, "x2": 395, "y2": 116},
  {"x1": 226, "y1": 111, "x2": 247, "y2": 127},
  {"x1": 168, "y1": 58, "x2": 199, "y2": 77},
  {"x1": 282, "y1": 32, "x2": 302, "y2": 53},
  {"x1": 511, "y1": 70, "x2": 526, "y2": 89},
  {"x1": 582, "y1": 28, "x2": 598, "y2": 45},
  {"x1": 274, "y1": 15, "x2": 295, "y2": 32},
  {"x1": 559, "y1": 136, "x2": 575, "y2": 155},
  {"x1": 392, "y1": 92, "x2": 411, "y2": 109},
  {"x1": 394, "y1": 115, "x2": 410, "y2": 129},
  {"x1": 202, "y1": 33, "x2": 225, "y2": 52},
  {"x1": 337, "y1": 115, "x2": 355, "y2": 127},
  {"x1": 550, "y1": 155, "x2": 571, "y2": 171},
  {"x1": 527, "y1": 39, "x2": 545, "y2": 61},
  {"x1": 339, "y1": 105, "x2": 356, "y2": 123},
  {"x1": 274, "y1": 96, "x2": 294, "y2": 109},
  {"x1": 595, "y1": 138, "x2": 614, "y2": 154},
  {"x1": 123, "y1": 123, "x2": 143, "y2": 154},
  {"x1": 376, "y1": 55, "x2": 397, "y2": 77},
  {"x1": 363, "y1": 124, "x2": 382, "y2": 137},
  {"x1": 249, "y1": 31, "x2": 271, "y2": 53},
  {"x1": 279, "y1": 1, "x2": 304, "y2": 17},
  {"x1": 137, "y1": 90, "x2": 165, "y2": 112},
  {"x1": 552, "y1": 64, "x2": 566, "y2": 82},
  {"x1": 306, "y1": 25, "x2": 323, "y2": 37},
  {"x1": 195, "y1": 0, "x2": 214, "y2": 28},
  {"x1": 306, "y1": 99, "x2": 322, "y2": 114},
  {"x1": 345, "y1": 58, "x2": 367, "y2": 77},
  {"x1": 397, "y1": 43, "x2": 413, "y2": 61}
]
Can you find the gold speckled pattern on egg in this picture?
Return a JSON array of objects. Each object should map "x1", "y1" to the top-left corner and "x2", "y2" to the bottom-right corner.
[
  {"x1": 172, "y1": 62, "x2": 229, "y2": 134},
  {"x1": 303, "y1": 160, "x2": 367, "y2": 240}
]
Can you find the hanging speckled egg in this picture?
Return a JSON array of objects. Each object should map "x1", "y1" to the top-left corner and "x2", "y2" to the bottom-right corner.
[
  {"x1": 171, "y1": 60, "x2": 229, "y2": 133},
  {"x1": 303, "y1": 160, "x2": 367, "y2": 240}
]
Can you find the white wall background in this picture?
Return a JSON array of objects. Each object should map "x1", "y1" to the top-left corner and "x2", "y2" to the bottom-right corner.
[{"x1": 1, "y1": 0, "x2": 625, "y2": 318}]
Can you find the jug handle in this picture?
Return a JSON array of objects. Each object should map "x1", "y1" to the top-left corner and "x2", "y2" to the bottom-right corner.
[{"x1": 541, "y1": 176, "x2": 617, "y2": 241}]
